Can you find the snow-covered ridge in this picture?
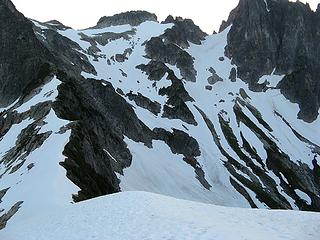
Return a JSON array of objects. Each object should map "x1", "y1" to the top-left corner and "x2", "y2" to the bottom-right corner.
[{"x1": 1, "y1": 191, "x2": 319, "y2": 240}]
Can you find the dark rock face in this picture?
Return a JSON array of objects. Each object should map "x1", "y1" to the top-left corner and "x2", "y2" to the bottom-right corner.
[
  {"x1": 278, "y1": 68, "x2": 320, "y2": 121},
  {"x1": 54, "y1": 73, "x2": 154, "y2": 201},
  {"x1": 159, "y1": 71, "x2": 197, "y2": 125},
  {"x1": 153, "y1": 128, "x2": 200, "y2": 157},
  {"x1": 0, "y1": 0, "x2": 53, "y2": 107},
  {"x1": 136, "y1": 61, "x2": 169, "y2": 81},
  {"x1": 162, "y1": 15, "x2": 207, "y2": 48},
  {"x1": 97, "y1": 11, "x2": 157, "y2": 28},
  {"x1": 207, "y1": 67, "x2": 223, "y2": 85},
  {"x1": 137, "y1": 61, "x2": 197, "y2": 125},
  {"x1": 34, "y1": 28, "x2": 96, "y2": 76},
  {"x1": 0, "y1": 188, "x2": 9, "y2": 204},
  {"x1": 141, "y1": 15, "x2": 206, "y2": 82},
  {"x1": 229, "y1": 67, "x2": 237, "y2": 82},
  {"x1": 223, "y1": 0, "x2": 320, "y2": 122},
  {"x1": 153, "y1": 127, "x2": 211, "y2": 189},
  {"x1": 126, "y1": 92, "x2": 161, "y2": 116},
  {"x1": 43, "y1": 20, "x2": 71, "y2": 31},
  {"x1": 0, "y1": 201, "x2": 23, "y2": 230},
  {"x1": 219, "y1": 3, "x2": 240, "y2": 33},
  {"x1": 205, "y1": 85, "x2": 213, "y2": 91},
  {"x1": 224, "y1": 0, "x2": 282, "y2": 83},
  {"x1": 145, "y1": 37, "x2": 197, "y2": 82}
]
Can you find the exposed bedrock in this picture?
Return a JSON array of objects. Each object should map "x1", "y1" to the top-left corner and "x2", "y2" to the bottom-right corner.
[
  {"x1": 223, "y1": 0, "x2": 320, "y2": 122},
  {"x1": 0, "y1": 0, "x2": 54, "y2": 107},
  {"x1": 97, "y1": 11, "x2": 157, "y2": 28}
]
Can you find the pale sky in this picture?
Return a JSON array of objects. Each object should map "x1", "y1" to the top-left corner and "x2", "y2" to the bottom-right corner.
[{"x1": 11, "y1": 0, "x2": 319, "y2": 33}]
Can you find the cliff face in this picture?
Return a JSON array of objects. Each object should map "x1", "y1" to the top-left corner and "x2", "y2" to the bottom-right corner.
[
  {"x1": 223, "y1": 0, "x2": 320, "y2": 122},
  {"x1": 0, "y1": 0, "x2": 53, "y2": 108}
]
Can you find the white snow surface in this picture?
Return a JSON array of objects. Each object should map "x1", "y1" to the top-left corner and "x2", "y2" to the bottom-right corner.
[
  {"x1": 0, "y1": 76, "x2": 79, "y2": 228},
  {"x1": 1, "y1": 191, "x2": 319, "y2": 240}
]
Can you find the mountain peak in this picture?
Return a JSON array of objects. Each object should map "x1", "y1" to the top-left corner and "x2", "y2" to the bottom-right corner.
[
  {"x1": 0, "y1": 0, "x2": 20, "y2": 17},
  {"x1": 224, "y1": 0, "x2": 320, "y2": 122},
  {"x1": 161, "y1": 15, "x2": 207, "y2": 47},
  {"x1": 96, "y1": 10, "x2": 157, "y2": 28}
]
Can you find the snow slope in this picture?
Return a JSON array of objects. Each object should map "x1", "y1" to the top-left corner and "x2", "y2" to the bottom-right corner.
[
  {"x1": 0, "y1": 76, "x2": 79, "y2": 228},
  {"x1": 1, "y1": 191, "x2": 319, "y2": 240}
]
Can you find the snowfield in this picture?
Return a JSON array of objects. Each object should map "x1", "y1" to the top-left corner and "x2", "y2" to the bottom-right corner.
[{"x1": 1, "y1": 191, "x2": 319, "y2": 240}]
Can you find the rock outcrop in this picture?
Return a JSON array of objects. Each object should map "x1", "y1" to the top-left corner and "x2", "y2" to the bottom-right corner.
[
  {"x1": 54, "y1": 73, "x2": 154, "y2": 201},
  {"x1": 97, "y1": 11, "x2": 157, "y2": 28},
  {"x1": 145, "y1": 37, "x2": 197, "y2": 82},
  {"x1": 0, "y1": 0, "x2": 53, "y2": 107},
  {"x1": 223, "y1": 0, "x2": 320, "y2": 122},
  {"x1": 162, "y1": 15, "x2": 207, "y2": 48}
]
